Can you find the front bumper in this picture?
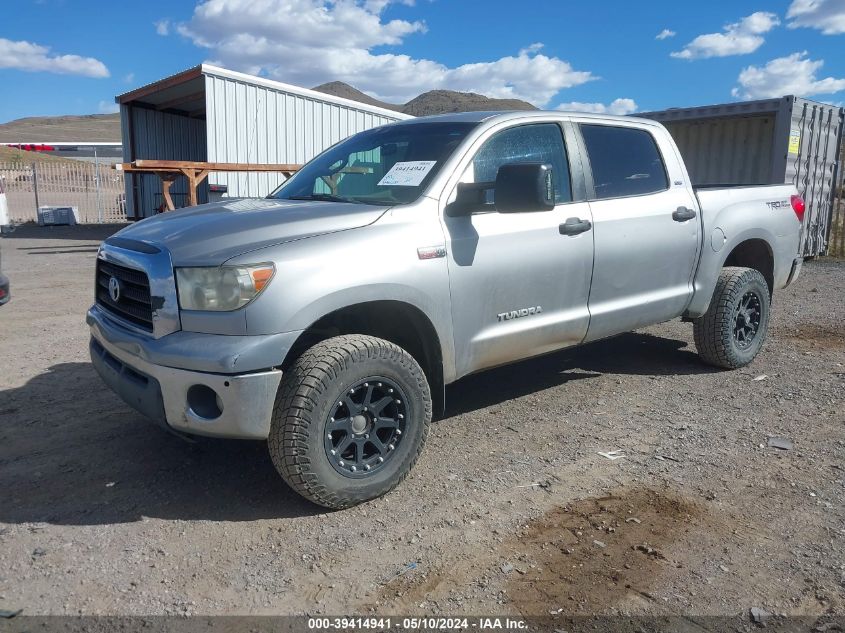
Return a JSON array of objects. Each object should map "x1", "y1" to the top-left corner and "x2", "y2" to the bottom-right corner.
[{"x1": 88, "y1": 308, "x2": 284, "y2": 439}]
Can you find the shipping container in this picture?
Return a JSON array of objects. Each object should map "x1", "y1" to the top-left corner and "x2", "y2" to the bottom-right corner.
[{"x1": 639, "y1": 96, "x2": 844, "y2": 257}]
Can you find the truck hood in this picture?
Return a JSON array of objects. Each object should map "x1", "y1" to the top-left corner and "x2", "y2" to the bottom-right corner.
[{"x1": 111, "y1": 198, "x2": 388, "y2": 266}]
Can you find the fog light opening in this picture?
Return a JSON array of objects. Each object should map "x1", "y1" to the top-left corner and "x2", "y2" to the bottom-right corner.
[{"x1": 187, "y1": 384, "x2": 223, "y2": 420}]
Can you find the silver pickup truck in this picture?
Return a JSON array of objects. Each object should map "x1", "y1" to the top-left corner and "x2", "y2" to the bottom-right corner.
[{"x1": 88, "y1": 111, "x2": 804, "y2": 508}]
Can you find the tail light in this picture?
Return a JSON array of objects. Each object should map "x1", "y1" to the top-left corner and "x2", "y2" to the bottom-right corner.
[{"x1": 790, "y1": 195, "x2": 805, "y2": 222}]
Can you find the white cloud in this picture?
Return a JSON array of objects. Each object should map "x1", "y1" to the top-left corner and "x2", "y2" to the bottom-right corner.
[
  {"x1": 124, "y1": 72, "x2": 135, "y2": 84},
  {"x1": 520, "y1": 42, "x2": 545, "y2": 55},
  {"x1": 732, "y1": 51, "x2": 845, "y2": 99},
  {"x1": 155, "y1": 19, "x2": 171, "y2": 36},
  {"x1": 656, "y1": 29, "x2": 676, "y2": 40},
  {"x1": 0, "y1": 38, "x2": 109, "y2": 77},
  {"x1": 671, "y1": 12, "x2": 780, "y2": 60},
  {"x1": 364, "y1": 0, "x2": 414, "y2": 11},
  {"x1": 177, "y1": 0, "x2": 595, "y2": 106},
  {"x1": 556, "y1": 98, "x2": 638, "y2": 115},
  {"x1": 787, "y1": 0, "x2": 845, "y2": 34},
  {"x1": 98, "y1": 100, "x2": 120, "y2": 114}
]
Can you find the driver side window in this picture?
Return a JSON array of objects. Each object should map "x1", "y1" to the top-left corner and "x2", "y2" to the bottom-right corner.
[{"x1": 469, "y1": 123, "x2": 572, "y2": 204}]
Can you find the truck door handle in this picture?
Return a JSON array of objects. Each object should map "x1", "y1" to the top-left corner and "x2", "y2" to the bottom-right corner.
[
  {"x1": 559, "y1": 217, "x2": 592, "y2": 236},
  {"x1": 672, "y1": 206, "x2": 697, "y2": 222}
]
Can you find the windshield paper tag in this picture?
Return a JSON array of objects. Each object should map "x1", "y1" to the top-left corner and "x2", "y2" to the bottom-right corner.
[{"x1": 378, "y1": 161, "x2": 436, "y2": 187}]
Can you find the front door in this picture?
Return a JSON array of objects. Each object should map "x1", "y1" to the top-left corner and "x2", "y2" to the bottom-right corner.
[{"x1": 442, "y1": 122, "x2": 595, "y2": 378}]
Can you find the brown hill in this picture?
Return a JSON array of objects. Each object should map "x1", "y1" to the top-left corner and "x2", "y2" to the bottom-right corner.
[
  {"x1": 312, "y1": 81, "x2": 537, "y2": 116},
  {"x1": 0, "y1": 113, "x2": 121, "y2": 143},
  {"x1": 3, "y1": 81, "x2": 536, "y2": 144},
  {"x1": 311, "y1": 82, "x2": 400, "y2": 112},
  {"x1": 403, "y1": 90, "x2": 536, "y2": 116}
]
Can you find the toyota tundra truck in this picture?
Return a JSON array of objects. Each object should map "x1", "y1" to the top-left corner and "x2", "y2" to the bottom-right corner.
[{"x1": 88, "y1": 111, "x2": 804, "y2": 509}]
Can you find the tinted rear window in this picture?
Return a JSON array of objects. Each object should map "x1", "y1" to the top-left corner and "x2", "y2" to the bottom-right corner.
[{"x1": 581, "y1": 125, "x2": 668, "y2": 199}]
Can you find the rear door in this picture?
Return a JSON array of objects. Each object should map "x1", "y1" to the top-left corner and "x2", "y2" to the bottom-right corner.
[
  {"x1": 442, "y1": 121, "x2": 595, "y2": 377},
  {"x1": 577, "y1": 122, "x2": 700, "y2": 342}
]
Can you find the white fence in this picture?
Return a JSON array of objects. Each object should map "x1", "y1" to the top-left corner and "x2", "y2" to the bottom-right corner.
[{"x1": 0, "y1": 161, "x2": 126, "y2": 224}]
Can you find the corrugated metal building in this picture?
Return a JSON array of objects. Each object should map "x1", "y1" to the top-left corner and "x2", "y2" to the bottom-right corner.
[
  {"x1": 116, "y1": 65, "x2": 411, "y2": 219},
  {"x1": 640, "y1": 96, "x2": 844, "y2": 257}
]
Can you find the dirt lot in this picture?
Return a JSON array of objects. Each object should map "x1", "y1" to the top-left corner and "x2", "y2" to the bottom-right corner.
[{"x1": 0, "y1": 225, "x2": 843, "y2": 620}]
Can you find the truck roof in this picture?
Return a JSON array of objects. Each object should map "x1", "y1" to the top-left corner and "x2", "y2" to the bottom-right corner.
[{"x1": 391, "y1": 110, "x2": 657, "y2": 126}]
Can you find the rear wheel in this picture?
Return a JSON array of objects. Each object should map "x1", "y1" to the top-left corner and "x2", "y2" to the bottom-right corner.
[
  {"x1": 268, "y1": 335, "x2": 431, "y2": 509},
  {"x1": 693, "y1": 266, "x2": 770, "y2": 369}
]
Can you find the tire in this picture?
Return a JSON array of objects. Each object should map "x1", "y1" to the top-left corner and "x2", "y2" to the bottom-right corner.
[
  {"x1": 268, "y1": 335, "x2": 432, "y2": 509},
  {"x1": 693, "y1": 266, "x2": 771, "y2": 369}
]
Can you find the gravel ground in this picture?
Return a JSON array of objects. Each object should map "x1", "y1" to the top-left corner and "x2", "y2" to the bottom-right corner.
[{"x1": 0, "y1": 225, "x2": 843, "y2": 619}]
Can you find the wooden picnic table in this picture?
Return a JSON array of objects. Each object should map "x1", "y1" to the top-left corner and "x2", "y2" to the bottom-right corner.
[{"x1": 114, "y1": 160, "x2": 302, "y2": 211}]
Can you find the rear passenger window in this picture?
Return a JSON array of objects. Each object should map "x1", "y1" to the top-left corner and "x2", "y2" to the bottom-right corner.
[
  {"x1": 472, "y1": 123, "x2": 572, "y2": 203},
  {"x1": 581, "y1": 125, "x2": 668, "y2": 199}
]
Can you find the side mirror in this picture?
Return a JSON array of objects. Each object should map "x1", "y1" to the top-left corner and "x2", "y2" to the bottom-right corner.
[
  {"x1": 494, "y1": 163, "x2": 555, "y2": 213},
  {"x1": 446, "y1": 182, "x2": 491, "y2": 217}
]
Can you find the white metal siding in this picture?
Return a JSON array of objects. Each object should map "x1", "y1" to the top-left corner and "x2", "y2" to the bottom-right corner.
[
  {"x1": 204, "y1": 73, "x2": 404, "y2": 198},
  {"x1": 121, "y1": 106, "x2": 207, "y2": 218}
]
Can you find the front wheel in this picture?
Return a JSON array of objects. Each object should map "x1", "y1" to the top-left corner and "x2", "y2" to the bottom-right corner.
[
  {"x1": 268, "y1": 335, "x2": 432, "y2": 509},
  {"x1": 693, "y1": 266, "x2": 771, "y2": 369}
]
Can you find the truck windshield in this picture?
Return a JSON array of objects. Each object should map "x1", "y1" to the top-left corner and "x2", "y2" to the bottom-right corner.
[{"x1": 270, "y1": 121, "x2": 478, "y2": 206}]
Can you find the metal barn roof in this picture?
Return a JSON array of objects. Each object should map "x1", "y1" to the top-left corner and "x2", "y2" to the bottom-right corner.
[{"x1": 116, "y1": 64, "x2": 411, "y2": 121}]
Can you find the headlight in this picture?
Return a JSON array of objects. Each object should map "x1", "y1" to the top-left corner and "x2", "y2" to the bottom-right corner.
[{"x1": 176, "y1": 264, "x2": 275, "y2": 311}]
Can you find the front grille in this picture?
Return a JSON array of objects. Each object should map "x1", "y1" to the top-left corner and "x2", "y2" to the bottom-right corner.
[{"x1": 96, "y1": 259, "x2": 154, "y2": 331}]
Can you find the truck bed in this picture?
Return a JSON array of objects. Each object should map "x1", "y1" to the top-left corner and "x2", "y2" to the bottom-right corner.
[
  {"x1": 686, "y1": 182, "x2": 801, "y2": 316},
  {"x1": 693, "y1": 183, "x2": 797, "y2": 223}
]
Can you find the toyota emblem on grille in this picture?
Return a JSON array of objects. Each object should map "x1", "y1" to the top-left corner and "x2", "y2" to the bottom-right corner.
[{"x1": 108, "y1": 276, "x2": 122, "y2": 303}]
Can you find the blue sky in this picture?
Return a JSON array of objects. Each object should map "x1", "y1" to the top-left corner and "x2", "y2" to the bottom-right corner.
[{"x1": 2, "y1": 0, "x2": 845, "y2": 123}]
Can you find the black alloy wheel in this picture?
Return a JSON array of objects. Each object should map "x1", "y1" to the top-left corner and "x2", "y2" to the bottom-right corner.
[
  {"x1": 733, "y1": 290, "x2": 762, "y2": 350},
  {"x1": 324, "y1": 377, "x2": 408, "y2": 478}
]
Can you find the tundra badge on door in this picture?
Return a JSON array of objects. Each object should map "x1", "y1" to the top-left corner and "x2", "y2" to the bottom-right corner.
[{"x1": 497, "y1": 306, "x2": 543, "y2": 322}]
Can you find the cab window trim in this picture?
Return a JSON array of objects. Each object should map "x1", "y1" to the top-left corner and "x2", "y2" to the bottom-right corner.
[
  {"x1": 575, "y1": 122, "x2": 670, "y2": 202},
  {"x1": 462, "y1": 121, "x2": 580, "y2": 214}
]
